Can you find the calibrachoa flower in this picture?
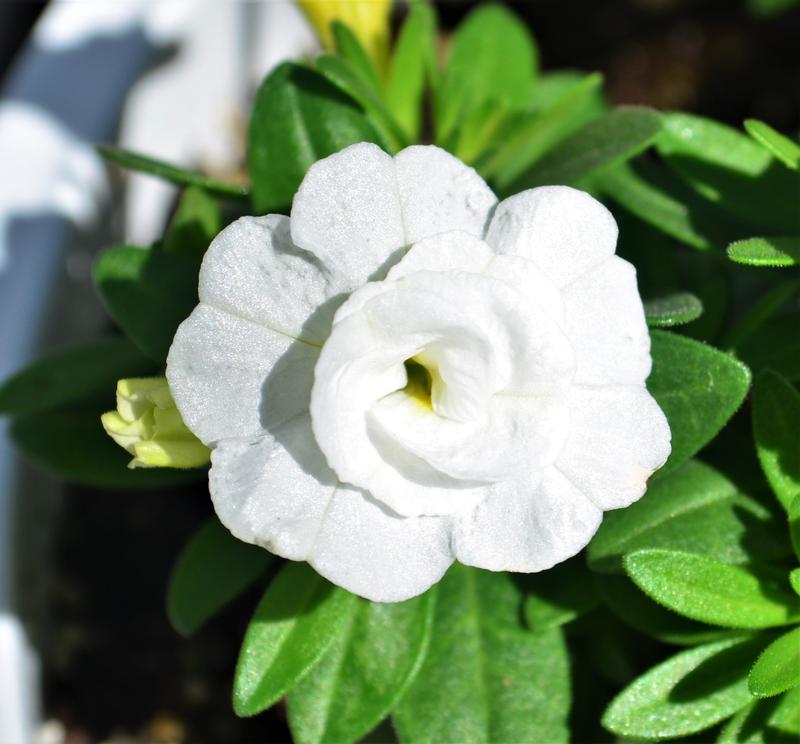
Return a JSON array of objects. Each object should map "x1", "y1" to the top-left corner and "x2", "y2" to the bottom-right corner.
[{"x1": 167, "y1": 143, "x2": 671, "y2": 602}]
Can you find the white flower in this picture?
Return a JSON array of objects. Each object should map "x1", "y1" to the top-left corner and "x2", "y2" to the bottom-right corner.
[{"x1": 167, "y1": 143, "x2": 671, "y2": 602}]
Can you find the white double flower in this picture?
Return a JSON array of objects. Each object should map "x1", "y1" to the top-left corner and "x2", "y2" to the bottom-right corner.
[{"x1": 167, "y1": 143, "x2": 671, "y2": 602}]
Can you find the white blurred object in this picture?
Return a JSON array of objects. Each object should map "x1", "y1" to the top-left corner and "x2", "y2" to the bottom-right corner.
[
  {"x1": 0, "y1": 103, "x2": 106, "y2": 271},
  {"x1": 0, "y1": 614, "x2": 40, "y2": 744},
  {"x1": 119, "y1": 0, "x2": 317, "y2": 245}
]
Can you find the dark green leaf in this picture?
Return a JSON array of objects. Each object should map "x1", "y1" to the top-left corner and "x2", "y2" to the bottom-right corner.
[
  {"x1": 744, "y1": 119, "x2": 800, "y2": 170},
  {"x1": 522, "y1": 557, "x2": 598, "y2": 631},
  {"x1": 233, "y1": 562, "x2": 357, "y2": 717},
  {"x1": 394, "y1": 564, "x2": 570, "y2": 744},
  {"x1": 167, "y1": 519, "x2": 272, "y2": 637},
  {"x1": 752, "y1": 370, "x2": 800, "y2": 512},
  {"x1": 94, "y1": 245, "x2": 200, "y2": 363},
  {"x1": 791, "y1": 569, "x2": 800, "y2": 597},
  {"x1": 331, "y1": 20, "x2": 383, "y2": 94},
  {"x1": 624, "y1": 549, "x2": 800, "y2": 629},
  {"x1": 508, "y1": 106, "x2": 661, "y2": 190},
  {"x1": 727, "y1": 237, "x2": 800, "y2": 268},
  {"x1": 790, "y1": 496, "x2": 800, "y2": 561},
  {"x1": 248, "y1": 62, "x2": 384, "y2": 214},
  {"x1": 603, "y1": 637, "x2": 764, "y2": 739},
  {"x1": 645, "y1": 291, "x2": 703, "y2": 327},
  {"x1": 164, "y1": 186, "x2": 221, "y2": 257},
  {"x1": 98, "y1": 145, "x2": 248, "y2": 199},
  {"x1": 588, "y1": 460, "x2": 782, "y2": 572},
  {"x1": 648, "y1": 331, "x2": 751, "y2": 474},
  {"x1": 748, "y1": 626, "x2": 800, "y2": 698},
  {"x1": 288, "y1": 590, "x2": 435, "y2": 744},
  {"x1": 738, "y1": 312, "x2": 800, "y2": 382},
  {"x1": 718, "y1": 687, "x2": 800, "y2": 743},
  {"x1": 0, "y1": 338, "x2": 153, "y2": 416},
  {"x1": 725, "y1": 278, "x2": 800, "y2": 351}
]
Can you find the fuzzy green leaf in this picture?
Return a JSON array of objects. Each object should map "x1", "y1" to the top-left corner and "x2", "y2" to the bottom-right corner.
[
  {"x1": 791, "y1": 569, "x2": 800, "y2": 597},
  {"x1": 233, "y1": 562, "x2": 357, "y2": 717},
  {"x1": 645, "y1": 291, "x2": 703, "y2": 327},
  {"x1": 648, "y1": 331, "x2": 751, "y2": 474},
  {"x1": 394, "y1": 564, "x2": 570, "y2": 744},
  {"x1": 727, "y1": 237, "x2": 800, "y2": 267},
  {"x1": 522, "y1": 557, "x2": 598, "y2": 632},
  {"x1": 167, "y1": 519, "x2": 272, "y2": 637},
  {"x1": 624, "y1": 549, "x2": 800, "y2": 629},
  {"x1": 603, "y1": 637, "x2": 764, "y2": 739},
  {"x1": 288, "y1": 590, "x2": 434, "y2": 744},
  {"x1": 744, "y1": 119, "x2": 800, "y2": 170},
  {"x1": 748, "y1": 626, "x2": 800, "y2": 698}
]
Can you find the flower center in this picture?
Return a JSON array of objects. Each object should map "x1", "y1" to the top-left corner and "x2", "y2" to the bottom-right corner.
[{"x1": 402, "y1": 358, "x2": 434, "y2": 410}]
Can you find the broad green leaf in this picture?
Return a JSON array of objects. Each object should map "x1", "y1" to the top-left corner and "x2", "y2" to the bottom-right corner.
[
  {"x1": 11, "y1": 404, "x2": 199, "y2": 488},
  {"x1": 625, "y1": 549, "x2": 800, "y2": 629},
  {"x1": 645, "y1": 291, "x2": 703, "y2": 327},
  {"x1": 648, "y1": 331, "x2": 751, "y2": 474},
  {"x1": 0, "y1": 338, "x2": 153, "y2": 416},
  {"x1": 738, "y1": 312, "x2": 800, "y2": 382},
  {"x1": 94, "y1": 245, "x2": 200, "y2": 363},
  {"x1": 331, "y1": 20, "x2": 383, "y2": 94},
  {"x1": 727, "y1": 237, "x2": 800, "y2": 267},
  {"x1": 233, "y1": 562, "x2": 357, "y2": 717},
  {"x1": 522, "y1": 557, "x2": 598, "y2": 631},
  {"x1": 791, "y1": 569, "x2": 800, "y2": 597},
  {"x1": 656, "y1": 113, "x2": 800, "y2": 234},
  {"x1": 167, "y1": 519, "x2": 272, "y2": 637},
  {"x1": 603, "y1": 637, "x2": 764, "y2": 739},
  {"x1": 725, "y1": 278, "x2": 800, "y2": 350},
  {"x1": 748, "y1": 626, "x2": 800, "y2": 698},
  {"x1": 394, "y1": 564, "x2": 570, "y2": 744},
  {"x1": 752, "y1": 370, "x2": 800, "y2": 512},
  {"x1": 594, "y1": 573, "x2": 740, "y2": 646},
  {"x1": 718, "y1": 687, "x2": 800, "y2": 743},
  {"x1": 744, "y1": 119, "x2": 800, "y2": 170},
  {"x1": 436, "y1": 4, "x2": 537, "y2": 144},
  {"x1": 288, "y1": 590, "x2": 435, "y2": 744},
  {"x1": 248, "y1": 62, "x2": 384, "y2": 214},
  {"x1": 386, "y1": 3, "x2": 437, "y2": 140},
  {"x1": 508, "y1": 106, "x2": 661, "y2": 191},
  {"x1": 588, "y1": 460, "x2": 782, "y2": 572},
  {"x1": 98, "y1": 144, "x2": 248, "y2": 199},
  {"x1": 164, "y1": 186, "x2": 221, "y2": 257}
]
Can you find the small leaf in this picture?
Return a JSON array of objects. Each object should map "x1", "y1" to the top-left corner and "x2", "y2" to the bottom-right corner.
[
  {"x1": 508, "y1": 106, "x2": 662, "y2": 191},
  {"x1": 164, "y1": 186, "x2": 221, "y2": 257},
  {"x1": 288, "y1": 589, "x2": 435, "y2": 744},
  {"x1": 248, "y1": 62, "x2": 384, "y2": 214},
  {"x1": 233, "y1": 562, "x2": 357, "y2": 717},
  {"x1": 727, "y1": 237, "x2": 800, "y2": 267},
  {"x1": 588, "y1": 460, "x2": 783, "y2": 572},
  {"x1": 331, "y1": 20, "x2": 383, "y2": 94},
  {"x1": 791, "y1": 569, "x2": 800, "y2": 597},
  {"x1": 394, "y1": 564, "x2": 570, "y2": 744},
  {"x1": 645, "y1": 291, "x2": 703, "y2": 327},
  {"x1": 167, "y1": 519, "x2": 272, "y2": 637},
  {"x1": 718, "y1": 687, "x2": 800, "y2": 743},
  {"x1": 648, "y1": 331, "x2": 751, "y2": 474},
  {"x1": 94, "y1": 245, "x2": 201, "y2": 364},
  {"x1": 98, "y1": 145, "x2": 248, "y2": 199},
  {"x1": 0, "y1": 338, "x2": 153, "y2": 417},
  {"x1": 603, "y1": 637, "x2": 764, "y2": 739},
  {"x1": 522, "y1": 557, "x2": 598, "y2": 631},
  {"x1": 752, "y1": 370, "x2": 800, "y2": 512},
  {"x1": 624, "y1": 549, "x2": 800, "y2": 629},
  {"x1": 744, "y1": 119, "x2": 800, "y2": 170},
  {"x1": 748, "y1": 626, "x2": 800, "y2": 698}
]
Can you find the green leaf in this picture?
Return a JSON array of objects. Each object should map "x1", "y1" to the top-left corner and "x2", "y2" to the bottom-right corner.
[
  {"x1": 508, "y1": 106, "x2": 662, "y2": 191},
  {"x1": 724, "y1": 278, "x2": 800, "y2": 350},
  {"x1": 748, "y1": 626, "x2": 800, "y2": 698},
  {"x1": 727, "y1": 237, "x2": 800, "y2": 268},
  {"x1": 624, "y1": 549, "x2": 800, "y2": 629},
  {"x1": 738, "y1": 312, "x2": 800, "y2": 382},
  {"x1": 648, "y1": 331, "x2": 751, "y2": 474},
  {"x1": 656, "y1": 113, "x2": 800, "y2": 234},
  {"x1": 791, "y1": 569, "x2": 800, "y2": 597},
  {"x1": 436, "y1": 4, "x2": 537, "y2": 144},
  {"x1": 789, "y1": 495, "x2": 800, "y2": 560},
  {"x1": 94, "y1": 245, "x2": 200, "y2": 364},
  {"x1": 233, "y1": 562, "x2": 357, "y2": 717},
  {"x1": 394, "y1": 564, "x2": 570, "y2": 744},
  {"x1": 588, "y1": 460, "x2": 783, "y2": 572},
  {"x1": 164, "y1": 186, "x2": 221, "y2": 257},
  {"x1": 522, "y1": 557, "x2": 598, "y2": 632},
  {"x1": 167, "y1": 519, "x2": 272, "y2": 637},
  {"x1": 386, "y1": 3, "x2": 437, "y2": 141},
  {"x1": 287, "y1": 590, "x2": 435, "y2": 744},
  {"x1": 331, "y1": 20, "x2": 383, "y2": 94},
  {"x1": 0, "y1": 338, "x2": 153, "y2": 416},
  {"x1": 248, "y1": 62, "x2": 384, "y2": 214},
  {"x1": 98, "y1": 145, "x2": 248, "y2": 199},
  {"x1": 753, "y1": 370, "x2": 800, "y2": 512},
  {"x1": 645, "y1": 291, "x2": 703, "y2": 327},
  {"x1": 315, "y1": 53, "x2": 408, "y2": 152},
  {"x1": 603, "y1": 637, "x2": 764, "y2": 739},
  {"x1": 718, "y1": 686, "x2": 800, "y2": 742},
  {"x1": 744, "y1": 119, "x2": 800, "y2": 170}
]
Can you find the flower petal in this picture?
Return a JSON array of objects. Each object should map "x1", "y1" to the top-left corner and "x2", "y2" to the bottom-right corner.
[
  {"x1": 167, "y1": 304, "x2": 318, "y2": 445},
  {"x1": 210, "y1": 414, "x2": 454, "y2": 602},
  {"x1": 562, "y1": 256, "x2": 651, "y2": 385},
  {"x1": 394, "y1": 145, "x2": 497, "y2": 244},
  {"x1": 451, "y1": 467, "x2": 603, "y2": 572},
  {"x1": 385, "y1": 230, "x2": 494, "y2": 280},
  {"x1": 556, "y1": 385, "x2": 671, "y2": 510},
  {"x1": 486, "y1": 185, "x2": 618, "y2": 287}
]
